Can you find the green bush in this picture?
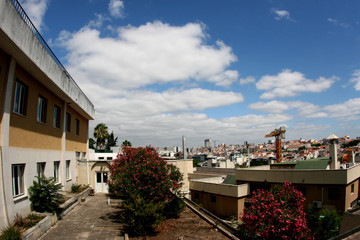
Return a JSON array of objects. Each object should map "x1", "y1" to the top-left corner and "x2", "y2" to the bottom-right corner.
[
  {"x1": 164, "y1": 195, "x2": 185, "y2": 219},
  {"x1": 28, "y1": 176, "x2": 65, "y2": 213},
  {"x1": 0, "y1": 225, "x2": 21, "y2": 240},
  {"x1": 122, "y1": 194, "x2": 165, "y2": 236},
  {"x1": 71, "y1": 183, "x2": 81, "y2": 193}
]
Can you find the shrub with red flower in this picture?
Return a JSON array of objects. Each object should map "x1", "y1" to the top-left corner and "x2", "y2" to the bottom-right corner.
[
  {"x1": 238, "y1": 182, "x2": 314, "y2": 240},
  {"x1": 109, "y1": 146, "x2": 183, "y2": 201}
]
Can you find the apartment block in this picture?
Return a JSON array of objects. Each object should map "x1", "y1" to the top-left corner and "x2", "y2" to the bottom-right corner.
[{"x1": 0, "y1": 0, "x2": 94, "y2": 229}]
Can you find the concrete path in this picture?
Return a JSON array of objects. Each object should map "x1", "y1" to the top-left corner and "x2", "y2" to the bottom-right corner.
[{"x1": 39, "y1": 193, "x2": 126, "y2": 240}]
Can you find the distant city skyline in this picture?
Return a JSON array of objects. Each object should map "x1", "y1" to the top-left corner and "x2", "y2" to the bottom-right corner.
[{"x1": 20, "y1": 0, "x2": 360, "y2": 147}]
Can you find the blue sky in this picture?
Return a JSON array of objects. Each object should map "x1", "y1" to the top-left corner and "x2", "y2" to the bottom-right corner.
[{"x1": 19, "y1": 0, "x2": 360, "y2": 147}]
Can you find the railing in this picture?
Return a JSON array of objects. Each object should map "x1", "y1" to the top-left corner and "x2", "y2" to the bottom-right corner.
[{"x1": 9, "y1": 0, "x2": 94, "y2": 108}]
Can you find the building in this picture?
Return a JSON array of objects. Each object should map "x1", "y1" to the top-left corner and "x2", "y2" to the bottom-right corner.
[
  {"x1": 0, "y1": 0, "x2": 94, "y2": 229},
  {"x1": 77, "y1": 147, "x2": 121, "y2": 193},
  {"x1": 204, "y1": 139, "x2": 211, "y2": 148},
  {"x1": 189, "y1": 135, "x2": 360, "y2": 220}
]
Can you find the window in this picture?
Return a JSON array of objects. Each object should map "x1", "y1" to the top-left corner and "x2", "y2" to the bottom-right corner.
[
  {"x1": 53, "y1": 105, "x2": 61, "y2": 128},
  {"x1": 75, "y1": 152, "x2": 80, "y2": 160},
  {"x1": 65, "y1": 112, "x2": 71, "y2": 132},
  {"x1": 194, "y1": 192, "x2": 199, "y2": 201},
  {"x1": 37, "y1": 95, "x2": 47, "y2": 123},
  {"x1": 328, "y1": 188, "x2": 340, "y2": 200},
  {"x1": 210, "y1": 195, "x2": 216, "y2": 204},
  {"x1": 54, "y1": 161, "x2": 60, "y2": 183},
  {"x1": 13, "y1": 81, "x2": 28, "y2": 115},
  {"x1": 98, "y1": 157, "x2": 104, "y2": 160},
  {"x1": 75, "y1": 118, "x2": 80, "y2": 135},
  {"x1": 82, "y1": 152, "x2": 86, "y2": 160},
  {"x1": 66, "y1": 160, "x2": 71, "y2": 180},
  {"x1": 351, "y1": 184, "x2": 355, "y2": 194},
  {"x1": 107, "y1": 157, "x2": 113, "y2": 160},
  {"x1": 12, "y1": 164, "x2": 25, "y2": 197},
  {"x1": 37, "y1": 162, "x2": 46, "y2": 178}
]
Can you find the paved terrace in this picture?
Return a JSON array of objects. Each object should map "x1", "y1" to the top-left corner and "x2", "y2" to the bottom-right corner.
[{"x1": 39, "y1": 193, "x2": 126, "y2": 240}]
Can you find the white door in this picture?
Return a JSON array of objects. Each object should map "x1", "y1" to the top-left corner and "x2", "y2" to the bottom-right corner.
[{"x1": 95, "y1": 171, "x2": 108, "y2": 193}]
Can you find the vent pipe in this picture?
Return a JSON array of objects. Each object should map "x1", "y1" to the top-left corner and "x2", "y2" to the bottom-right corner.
[{"x1": 327, "y1": 134, "x2": 339, "y2": 169}]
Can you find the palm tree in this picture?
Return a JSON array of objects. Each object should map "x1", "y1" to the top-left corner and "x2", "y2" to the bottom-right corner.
[
  {"x1": 122, "y1": 140, "x2": 132, "y2": 147},
  {"x1": 93, "y1": 123, "x2": 109, "y2": 150}
]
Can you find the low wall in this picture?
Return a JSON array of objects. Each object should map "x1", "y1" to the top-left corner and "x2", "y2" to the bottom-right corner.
[{"x1": 22, "y1": 188, "x2": 90, "y2": 240}]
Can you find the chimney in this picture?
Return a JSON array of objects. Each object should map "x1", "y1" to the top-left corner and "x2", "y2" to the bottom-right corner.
[
  {"x1": 327, "y1": 134, "x2": 339, "y2": 169},
  {"x1": 352, "y1": 151, "x2": 355, "y2": 164},
  {"x1": 182, "y1": 136, "x2": 187, "y2": 160}
]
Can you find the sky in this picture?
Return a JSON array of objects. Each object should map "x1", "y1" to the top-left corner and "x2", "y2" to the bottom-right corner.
[{"x1": 18, "y1": 0, "x2": 360, "y2": 147}]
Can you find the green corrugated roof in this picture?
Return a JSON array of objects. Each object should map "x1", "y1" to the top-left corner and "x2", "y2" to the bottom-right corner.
[
  {"x1": 223, "y1": 175, "x2": 236, "y2": 185},
  {"x1": 294, "y1": 158, "x2": 330, "y2": 170}
]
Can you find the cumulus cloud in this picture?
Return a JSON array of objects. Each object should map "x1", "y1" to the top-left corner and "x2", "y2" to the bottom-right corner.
[
  {"x1": 109, "y1": 0, "x2": 124, "y2": 18},
  {"x1": 240, "y1": 76, "x2": 255, "y2": 85},
  {"x1": 19, "y1": 0, "x2": 49, "y2": 31},
  {"x1": 256, "y1": 69, "x2": 337, "y2": 99},
  {"x1": 328, "y1": 18, "x2": 349, "y2": 28},
  {"x1": 271, "y1": 9, "x2": 292, "y2": 21},
  {"x1": 350, "y1": 70, "x2": 360, "y2": 90},
  {"x1": 58, "y1": 21, "x2": 238, "y2": 89},
  {"x1": 248, "y1": 98, "x2": 360, "y2": 122}
]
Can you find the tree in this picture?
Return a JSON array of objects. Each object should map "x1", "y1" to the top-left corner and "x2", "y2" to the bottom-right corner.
[
  {"x1": 109, "y1": 146, "x2": 183, "y2": 235},
  {"x1": 28, "y1": 176, "x2": 65, "y2": 213},
  {"x1": 88, "y1": 137, "x2": 95, "y2": 149},
  {"x1": 122, "y1": 140, "x2": 132, "y2": 147},
  {"x1": 306, "y1": 205, "x2": 342, "y2": 239},
  {"x1": 109, "y1": 146, "x2": 182, "y2": 201},
  {"x1": 238, "y1": 182, "x2": 313, "y2": 240},
  {"x1": 106, "y1": 131, "x2": 118, "y2": 150},
  {"x1": 93, "y1": 123, "x2": 109, "y2": 150}
]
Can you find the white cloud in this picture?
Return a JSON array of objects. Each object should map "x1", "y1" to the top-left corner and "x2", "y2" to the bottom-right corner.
[
  {"x1": 239, "y1": 76, "x2": 255, "y2": 85},
  {"x1": 108, "y1": 0, "x2": 124, "y2": 18},
  {"x1": 248, "y1": 100, "x2": 290, "y2": 113},
  {"x1": 248, "y1": 98, "x2": 360, "y2": 122},
  {"x1": 19, "y1": 0, "x2": 49, "y2": 32},
  {"x1": 328, "y1": 18, "x2": 349, "y2": 28},
  {"x1": 58, "y1": 21, "x2": 238, "y2": 89},
  {"x1": 350, "y1": 70, "x2": 360, "y2": 90},
  {"x1": 271, "y1": 9, "x2": 292, "y2": 21},
  {"x1": 256, "y1": 69, "x2": 337, "y2": 99}
]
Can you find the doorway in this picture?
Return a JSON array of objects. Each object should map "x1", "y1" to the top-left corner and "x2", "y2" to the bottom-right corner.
[{"x1": 95, "y1": 171, "x2": 108, "y2": 193}]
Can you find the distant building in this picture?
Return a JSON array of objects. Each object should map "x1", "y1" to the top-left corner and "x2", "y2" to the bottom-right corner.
[
  {"x1": 0, "y1": 0, "x2": 94, "y2": 229},
  {"x1": 205, "y1": 139, "x2": 211, "y2": 148}
]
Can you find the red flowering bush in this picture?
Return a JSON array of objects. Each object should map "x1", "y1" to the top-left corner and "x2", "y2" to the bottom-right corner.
[
  {"x1": 109, "y1": 146, "x2": 184, "y2": 235},
  {"x1": 238, "y1": 182, "x2": 314, "y2": 240},
  {"x1": 109, "y1": 146, "x2": 183, "y2": 201}
]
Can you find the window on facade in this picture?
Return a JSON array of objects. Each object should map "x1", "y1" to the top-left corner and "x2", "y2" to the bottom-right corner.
[
  {"x1": 65, "y1": 112, "x2": 71, "y2": 132},
  {"x1": 351, "y1": 184, "x2": 355, "y2": 194},
  {"x1": 82, "y1": 152, "x2": 86, "y2": 160},
  {"x1": 210, "y1": 195, "x2": 216, "y2": 204},
  {"x1": 54, "y1": 161, "x2": 60, "y2": 183},
  {"x1": 194, "y1": 192, "x2": 199, "y2": 201},
  {"x1": 53, "y1": 105, "x2": 61, "y2": 129},
  {"x1": 12, "y1": 164, "x2": 25, "y2": 197},
  {"x1": 37, "y1": 95, "x2": 47, "y2": 123},
  {"x1": 75, "y1": 152, "x2": 80, "y2": 160},
  {"x1": 107, "y1": 157, "x2": 113, "y2": 160},
  {"x1": 66, "y1": 160, "x2": 71, "y2": 180},
  {"x1": 98, "y1": 157, "x2": 104, "y2": 160},
  {"x1": 75, "y1": 118, "x2": 80, "y2": 135},
  {"x1": 37, "y1": 162, "x2": 46, "y2": 179},
  {"x1": 328, "y1": 188, "x2": 340, "y2": 200},
  {"x1": 13, "y1": 81, "x2": 28, "y2": 115}
]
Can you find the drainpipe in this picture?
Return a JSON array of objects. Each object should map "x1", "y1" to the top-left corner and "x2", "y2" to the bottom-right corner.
[
  {"x1": 86, "y1": 158, "x2": 89, "y2": 185},
  {"x1": 0, "y1": 57, "x2": 17, "y2": 226}
]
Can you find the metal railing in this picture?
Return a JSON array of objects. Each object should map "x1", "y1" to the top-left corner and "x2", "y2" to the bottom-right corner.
[{"x1": 9, "y1": 0, "x2": 94, "y2": 108}]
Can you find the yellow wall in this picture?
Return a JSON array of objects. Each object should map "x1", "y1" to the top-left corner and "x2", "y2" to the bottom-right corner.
[
  {"x1": 65, "y1": 105, "x2": 88, "y2": 152},
  {"x1": 345, "y1": 180, "x2": 359, "y2": 210},
  {"x1": 9, "y1": 65, "x2": 63, "y2": 150},
  {"x1": 191, "y1": 191, "x2": 245, "y2": 220},
  {"x1": 0, "y1": 50, "x2": 9, "y2": 144}
]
